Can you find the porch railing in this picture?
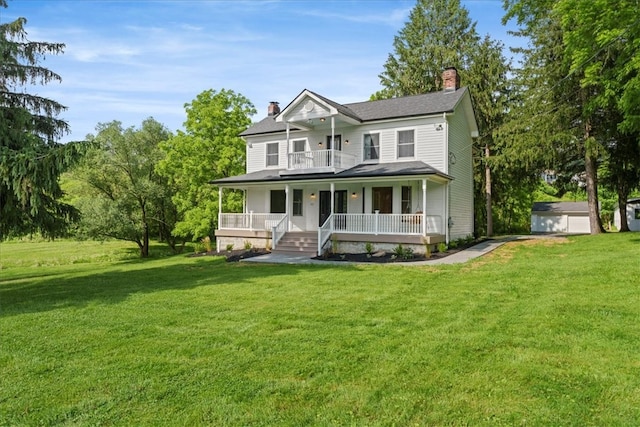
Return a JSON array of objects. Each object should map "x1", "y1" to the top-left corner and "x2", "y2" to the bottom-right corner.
[
  {"x1": 218, "y1": 213, "x2": 286, "y2": 230},
  {"x1": 332, "y1": 213, "x2": 443, "y2": 235},
  {"x1": 271, "y1": 215, "x2": 289, "y2": 250},
  {"x1": 288, "y1": 149, "x2": 356, "y2": 171},
  {"x1": 317, "y1": 214, "x2": 334, "y2": 256}
]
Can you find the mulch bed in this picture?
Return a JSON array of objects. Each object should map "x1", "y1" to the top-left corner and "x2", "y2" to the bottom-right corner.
[
  {"x1": 191, "y1": 240, "x2": 484, "y2": 263},
  {"x1": 190, "y1": 249, "x2": 271, "y2": 262}
]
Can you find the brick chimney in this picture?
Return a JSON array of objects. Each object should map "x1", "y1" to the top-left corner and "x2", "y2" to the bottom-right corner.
[
  {"x1": 442, "y1": 67, "x2": 460, "y2": 92},
  {"x1": 267, "y1": 101, "x2": 280, "y2": 116}
]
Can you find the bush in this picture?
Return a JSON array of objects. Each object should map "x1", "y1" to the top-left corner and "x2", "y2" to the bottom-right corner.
[
  {"x1": 225, "y1": 243, "x2": 234, "y2": 252},
  {"x1": 392, "y1": 244, "x2": 414, "y2": 260},
  {"x1": 364, "y1": 242, "x2": 374, "y2": 255},
  {"x1": 201, "y1": 236, "x2": 213, "y2": 252},
  {"x1": 243, "y1": 241, "x2": 253, "y2": 251},
  {"x1": 437, "y1": 242, "x2": 447, "y2": 253}
]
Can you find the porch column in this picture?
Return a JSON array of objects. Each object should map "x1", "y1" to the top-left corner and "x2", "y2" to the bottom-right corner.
[
  {"x1": 445, "y1": 182, "x2": 450, "y2": 244},
  {"x1": 286, "y1": 123, "x2": 290, "y2": 169},
  {"x1": 330, "y1": 182, "x2": 335, "y2": 215},
  {"x1": 285, "y1": 184, "x2": 290, "y2": 231},
  {"x1": 422, "y1": 179, "x2": 427, "y2": 236},
  {"x1": 218, "y1": 186, "x2": 222, "y2": 225},
  {"x1": 331, "y1": 116, "x2": 335, "y2": 167}
]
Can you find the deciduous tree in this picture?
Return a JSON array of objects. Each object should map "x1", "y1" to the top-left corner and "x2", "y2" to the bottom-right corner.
[
  {"x1": 75, "y1": 118, "x2": 177, "y2": 257},
  {"x1": 157, "y1": 89, "x2": 255, "y2": 241}
]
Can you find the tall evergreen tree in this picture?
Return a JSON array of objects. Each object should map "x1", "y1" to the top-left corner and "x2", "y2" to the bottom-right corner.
[
  {"x1": 376, "y1": 0, "x2": 479, "y2": 98},
  {"x1": 376, "y1": 0, "x2": 519, "y2": 235},
  {"x1": 0, "y1": 0, "x2": 83, "y2": 239},
  {"x1": 504, "y1": 0, "x2": 640, "y2": 234}
]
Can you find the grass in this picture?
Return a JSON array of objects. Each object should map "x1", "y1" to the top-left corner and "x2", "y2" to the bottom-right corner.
[{"x1": 1, "y1": 234, "x2": 639, "y2": 425}]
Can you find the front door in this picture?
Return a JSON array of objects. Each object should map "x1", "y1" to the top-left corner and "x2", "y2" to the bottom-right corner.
[
  {"x1": 319, "y1": 190, "x2": 347, "y2": 226},
  {"x1": 372, "y1": 187, "x2": 393, "y2": 213}
]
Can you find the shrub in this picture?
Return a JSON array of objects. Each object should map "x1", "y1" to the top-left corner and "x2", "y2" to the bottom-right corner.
[
  {"x1": 392, "y1": 244, "x2": 414, "y2": 260},
  {"x1": 243, "y1": 241, "x2": 253, "y2": 251},
  {"x1": 225, "y1": 243, "x2": 234, "y2": 252},
  {"x1": 364, "y1": 242, "x2": 374, "y2": 255},
  {"x1": 201, "y1": 236, "x2": 213, "y2": 252},
  {"x1": 437, "y1": 242, "x2": 447, "y2": 253}
]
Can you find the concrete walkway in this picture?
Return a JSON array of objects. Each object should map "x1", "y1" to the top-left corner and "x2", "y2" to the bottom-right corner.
[{"x1": 242, "y1": 236, "x2": 519, "y2": 266}]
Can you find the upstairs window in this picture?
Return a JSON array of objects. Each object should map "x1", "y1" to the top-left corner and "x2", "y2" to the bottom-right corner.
[
  {"x1": 363, "y1": 133, "x2": 380, "y2": 161},
  {"x1": 397, "y1": 130, "x2": 415, "y2": 158},
  {"x1": 266, "y1": 142, "x2": 279, "y2": 167}
]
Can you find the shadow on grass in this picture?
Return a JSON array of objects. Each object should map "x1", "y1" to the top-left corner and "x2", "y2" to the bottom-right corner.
[{"x1": 0, "y1": 255, "x2": 359, "y2": 318}]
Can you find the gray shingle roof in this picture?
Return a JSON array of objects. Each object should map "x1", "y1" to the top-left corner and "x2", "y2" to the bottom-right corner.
[
  {"x1": 240, "y1": 87, "x2": 468, "y2": 136},
  {"x1": 532, "y1": 201, "x2": 590, "y2": 213},
  {"x1": 211, "y1": 161, "x2": 450, "y2": 185}
]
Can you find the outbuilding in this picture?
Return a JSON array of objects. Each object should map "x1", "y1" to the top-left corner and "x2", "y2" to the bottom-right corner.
[
  {"x1": 531, "y1": 201, "x2": 591, "y2": 234},
  {"x1": 613, "y1": 198, "x2": 640, "y2": 231}
]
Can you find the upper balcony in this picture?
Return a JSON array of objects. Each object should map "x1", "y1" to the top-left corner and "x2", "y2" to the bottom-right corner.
[{"x1": 280, "y1": 149, "x2": 356, "y2": 176}]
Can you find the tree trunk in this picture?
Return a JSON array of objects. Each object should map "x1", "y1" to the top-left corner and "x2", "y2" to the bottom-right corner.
[
  {"x1": 617, "y1": 192, "x2": 630, "y2": 232},
  {"x1": 584, "y1": 151, "x2": 605, "y2": 234},
  {"x1": 485, "y1": 144, "x2": 493, "y2": 237}
]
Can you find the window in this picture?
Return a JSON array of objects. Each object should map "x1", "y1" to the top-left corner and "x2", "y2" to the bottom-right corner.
[
  {"x1": 270, "y1": 190, "x2": 286, "y2": 213},
  {"x1": 293, "y1": 189, "x2": 303, "y2": 216},
  {"x1": 635, "y1": 208, "x2": 640, "y2": 220},
  {"x1": 266, "y1": 142, "x2": 279, "y2": 166},
  {"x1": 401, "y1": 186, "x2": 412, "y2": 214},
  {"x1": 363, "y1": 133, "x2": 379, "y2": 161},
  {"x1": 397, "y1": 130, "x2": 415, "y2": 158},
  {"x1": 293, "y1": 140, "x2": 306, "y2": 153}
]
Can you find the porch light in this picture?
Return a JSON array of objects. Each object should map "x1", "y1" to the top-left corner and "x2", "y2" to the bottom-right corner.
[
  {"x1": 435, "y1": 124, "x2": 443, "y2": 131},
  {"x1": 320, "y1": 118, "x2": 326, "y2": 122},
  {"x1": 351, "y1": 192, "x2": 358, "y2": 199},
  {"x1": 318, "y1": 142, "x2": 323, "y2": 147},
  {"x1": 345, "y1": 139, "x2": 349, "y2": 144},
  {"x1": 310, "y1": 193, "x2": 316, "y2": 200}
]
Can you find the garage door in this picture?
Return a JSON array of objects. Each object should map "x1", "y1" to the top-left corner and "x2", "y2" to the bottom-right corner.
[
  {"x1": 531, "y1": 214, "x2": 565, "y2": 232},
  {"x1": 567, "y1": 215, "x2": 590, "y2": 233}
]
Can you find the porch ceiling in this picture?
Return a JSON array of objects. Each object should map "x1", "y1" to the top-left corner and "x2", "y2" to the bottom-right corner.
[{"x1": 211, "y1": 161, "x2": 452, "y2": 187}]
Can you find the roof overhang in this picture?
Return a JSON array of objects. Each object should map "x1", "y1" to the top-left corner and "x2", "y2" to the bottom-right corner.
[{"x1": 276, "y1": 89, "x2": 361, "y2": 128}]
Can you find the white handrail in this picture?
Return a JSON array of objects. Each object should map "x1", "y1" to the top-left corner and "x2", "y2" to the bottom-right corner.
[
  {"x1": 317, "y1": 214, "x2": 334, "y2": 256},
  {"x1": 271, "y1": 214, "x2": 288, "y2": 250},
  {"x1": 219, "y1": 213, "x2": 286, "y2": 230},
  {"x1": 288, "y1": 149, "x2": 356, "y2": 170}
]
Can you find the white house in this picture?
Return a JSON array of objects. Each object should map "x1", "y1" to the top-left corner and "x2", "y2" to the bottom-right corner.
[
  {"x1": 531, "y1": 201, "x2": 592, "y2": 234},
  {"x1": 614, "y1": 198, "x2": 640, "y2": 231},
  {"x1": 212, "y1": 68, "x2": 479, "y2": 256}
]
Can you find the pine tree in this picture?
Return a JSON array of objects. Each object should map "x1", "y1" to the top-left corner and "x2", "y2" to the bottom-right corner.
[{"x1": 0, "y1": 1, "x2": 83, "y2": 239}]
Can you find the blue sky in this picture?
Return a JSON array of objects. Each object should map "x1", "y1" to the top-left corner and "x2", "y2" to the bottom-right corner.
[{"x1": 3, "y1": 0, "x2": 521, "y2": 142}]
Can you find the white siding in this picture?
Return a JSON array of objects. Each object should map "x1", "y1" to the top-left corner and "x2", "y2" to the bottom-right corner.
[
  {"x1": 446, "y1": 110, "x2": 474, "y2": 240},
  {"x1": 614, "y1": 203, "x2": 640, "y2": 231}
]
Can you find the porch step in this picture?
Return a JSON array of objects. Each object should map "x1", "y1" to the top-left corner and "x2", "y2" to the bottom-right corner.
[{"x1": 273, "y1": 232, "x2": 318, "y2": 256}]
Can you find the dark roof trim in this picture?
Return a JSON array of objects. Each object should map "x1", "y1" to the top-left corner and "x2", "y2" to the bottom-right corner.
[
  {"x1": 532, "y1": 201, "x2": 591, "y2": 213},
  {"x1": 211, "y1": 161, "x2": 451, "y2": 186}
]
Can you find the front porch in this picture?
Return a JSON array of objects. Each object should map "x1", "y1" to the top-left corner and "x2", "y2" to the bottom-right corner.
[{"x1": 215, "y1": 211, "x2": 445, "y2": 256}]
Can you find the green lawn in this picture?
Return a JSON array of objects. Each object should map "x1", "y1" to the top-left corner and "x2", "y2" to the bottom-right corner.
[{"x1": 1, "y1": 234, "x2": 639, "y2": 426}]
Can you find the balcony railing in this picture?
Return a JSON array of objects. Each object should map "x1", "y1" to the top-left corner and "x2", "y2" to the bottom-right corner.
[
  {"x1": 284, "y1": 149, "x2": 356, "y2": 174},
  {"x1": 218, "y1": 213, "x2": 286, "y2": 230}
]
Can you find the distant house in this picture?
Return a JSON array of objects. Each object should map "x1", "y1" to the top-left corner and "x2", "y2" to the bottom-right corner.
[
  {"x1": 212, "y1": 68, "x2": 479, "y2": 256},
  {"x1": 613, "y1": 198, "x2": 640, "y2": 231},
  {"x1": 531, "y1": 201, "x2": 591, "y2": 234}
]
